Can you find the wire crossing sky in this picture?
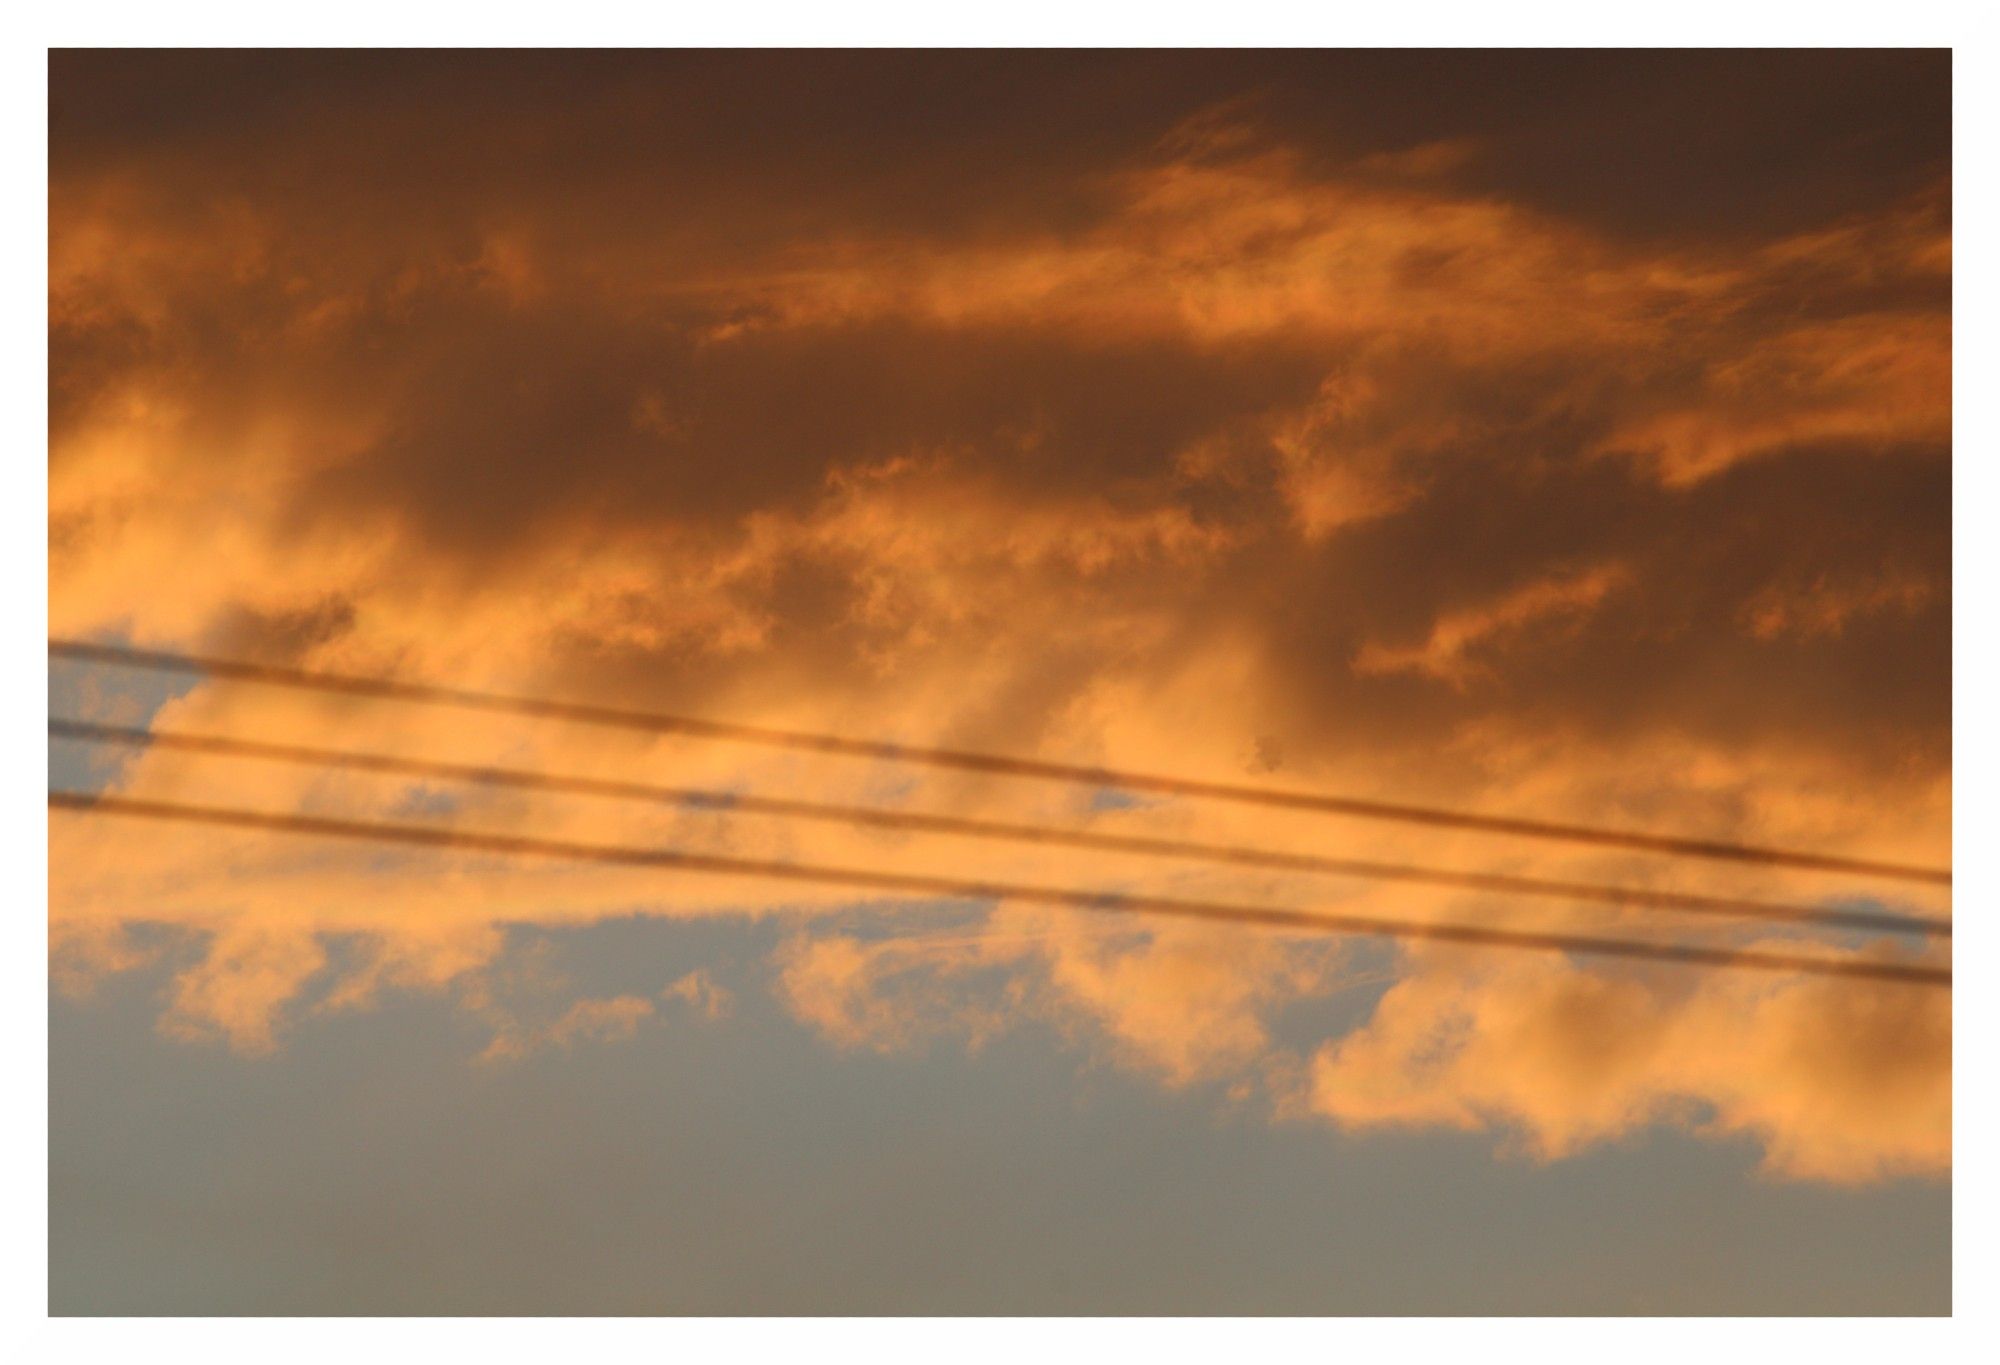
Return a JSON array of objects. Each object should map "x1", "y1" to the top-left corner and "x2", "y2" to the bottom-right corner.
[
  {"x1": 49, "y1": 791, "x2": 1953, "y2": 987},
  {"x1": 49, "y1": 639, "x2": 1954, "y2": 885},
  {"x1": 49, "y1": 716, "x2": 1952, "y2": 940},
  {"x1": 49, "y1": 51, "x2": 1952, "y2": 1312}
]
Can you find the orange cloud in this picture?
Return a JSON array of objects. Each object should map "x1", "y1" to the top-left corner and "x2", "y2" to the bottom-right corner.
[
  {"x1": 1740, "y1": 569, "x2": 1939, "y2": 643},
  {"x1": 161, "y1": 924, "x2": 329, "y2": 1054},
  {"x1": 1302, "y1": 951, "x2": 1950, "y2": 1183},
  {"x1": 776, "y1": 906, "x2": 1349, "y2": 1086},
  {"x1": 663, "y1": 969, "x2": 735, "y2": 1022},
  {"x1": 1598, "y1": 316, "x2": 1950, "y2": 485},
  {"x1": 49, "y1": 61, "x2": 1950, "y2": 1184},
  {"x1": 477, "y1": 995, "x2": 658, "y2": 1063},
  {"x1": 1353, "y1": 564, "x2": 1630, "y2": 689}
]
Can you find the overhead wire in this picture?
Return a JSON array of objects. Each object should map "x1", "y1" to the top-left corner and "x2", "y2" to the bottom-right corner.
[
  {"x1": 50, "y1": 716, "x2": 1949, "y2": 940},
  {"x1": 48, "y1": 638, "x2": 1953, "y2": 885},
  {"x1": 48, "y1": 791, "x2": 1952, "y2": 988}
]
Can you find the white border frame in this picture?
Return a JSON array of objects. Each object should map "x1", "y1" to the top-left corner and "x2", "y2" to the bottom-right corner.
[{"x1": 6, "y1": 8, "x2": 1988, "y2": 1359}]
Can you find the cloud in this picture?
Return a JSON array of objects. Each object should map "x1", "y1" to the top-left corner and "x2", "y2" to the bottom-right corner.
[
  {"x1": 775, "y1": 906, "x2": 1348, "y2": 1085},
  {"x1": 479, "y1": 995, "x2": 658, "y2": 1063},
  {"x1": 160, "y1": 925, "x2": 329, "y2": 1054},
  {"x1": 1353, "y1": 563, "x2": 1629, "y2": 689},
  {"x1": 1301, "y1": 951, "x2": 1950, "y2": 1183},
  {"x1": 1596, "y1": 315, "x2": 1950, "y2": 486},
  {"x1": 663, "y1": 969, "x2": 735, "y2": 1022},
  {"x1": 1738, "y1": 568, "x2": 1940, "y2": 644},
  {"x1": 48, "y1": 51, "x2": 1950, "y2": 1183}
]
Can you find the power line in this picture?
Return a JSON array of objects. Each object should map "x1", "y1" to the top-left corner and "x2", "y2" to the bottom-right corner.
[
  {"x1": 48, "y1": 638, "x2": 1952, "y2": 886},
  {"x1": 48, "y1": 791, "x2": 1951, "y2": 987},
  {"x1": 52, "y1": 717, "x2": 1949, "y2": 940}
]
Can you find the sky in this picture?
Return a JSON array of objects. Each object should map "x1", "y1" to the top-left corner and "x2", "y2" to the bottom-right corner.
[{"x1": 47, "y1": 50, "x2": 1951, "y2": 1314}]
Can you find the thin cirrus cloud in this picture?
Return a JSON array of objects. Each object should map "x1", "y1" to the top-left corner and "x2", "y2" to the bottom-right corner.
[{"x1": 48, "y1": 51, "x2": 1949, "y2": 1184}]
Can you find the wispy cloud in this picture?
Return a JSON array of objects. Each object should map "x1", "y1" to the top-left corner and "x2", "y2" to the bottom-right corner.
[{"x1": 49, "y1": 52, "x2": 1949, "y2": 1184}]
